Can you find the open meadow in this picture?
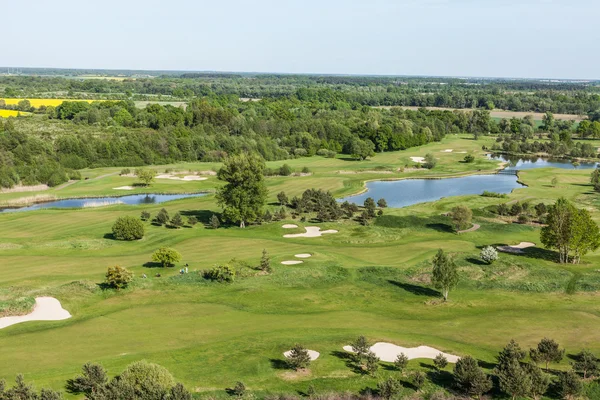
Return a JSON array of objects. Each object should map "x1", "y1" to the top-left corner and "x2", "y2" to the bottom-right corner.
[{"x1": 1, "y1": 135, "x2": 600, "y2": 397}]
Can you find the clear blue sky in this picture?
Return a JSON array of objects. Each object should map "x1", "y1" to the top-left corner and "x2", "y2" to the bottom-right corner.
[{"x1": 4, "y1": 0, "x2": 598, "y2": 79}]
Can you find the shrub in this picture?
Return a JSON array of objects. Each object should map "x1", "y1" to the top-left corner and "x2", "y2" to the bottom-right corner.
[
  {"x1": 301, "y1": 166, "x2": 310, "y2": 174},
  {"x1": 423, "y1": 153, "x2": 437, "y2": 169},
  {"x1": 140, "y1": 211, "x2": 151, "y2": 221},
  {"x1": 203, "y1": 264, "x2": 236, "y2": 282},
  {"x1": 278, "y1": 164, "x2": 292, "y2": 176},
  {"x1": 277, "y1": 191, "x2": 288, "y2": 205},
  {"x1": 105, "y1": 266, "x2": 134, "y2": 290},
  {"x1": 482, "y1": 191, "x2": 507, "y2": 198},
  {"x1": 210, "y1": 214, "x2": 220, "y2": 229},
  {"x1": 434, "y1": 353, "x2": 449, "y2": 370},
  {"x1": 518, "y1": 214, "x2": 530, "y2": 224},
  {"x1": 187, "y1": 216, "x2": 198, "y2": 226},
  {"x1": 232, "y1": 382, "x2": 246, "y2": 397},
  {"x1": 464, "y1": 154, "x2": 475, "y2": 163},
  {"x1": 480, "y1": 246, "x2": 499, "y2": 264},
  {"x1": 152, "y1": 247, "x2": 181, "y2": 268},
  {"x1": 377, "y1": 198, "x2": 388, "y2": 208},
  {"x1": 377, "y1": 377, "x2": 401, "y2": 400},
  {"x1": 120, "y1": 168, "x2": 131, "y2": 176},
  {"x1": 119, "y1": 360, "x2": 176, "y2": 393},
  {"x1": 394, "y1": 353, "x2": 408, "y2": 371},
  {"x1": 112, "y1": 216, "x2": 144, "y2": 240},
  {"x1": 155, "y1": 208, "x2": 170, "y2": 225},
  {"x1": 170, "y1": 213, "x2": 184, "y2": 229}
]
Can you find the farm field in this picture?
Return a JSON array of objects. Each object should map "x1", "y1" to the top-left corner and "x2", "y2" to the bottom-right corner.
[
  {"x1": 0, "y1": 98, "x2": 102, "y2": 107},
  {"x1": 1, "y1": 135, "x2": 600, "y2": 398},
  {"x1": 375, "y1": 106, "x2": 587, "y2": 121},
  {"x1": 0, "y1": 109, "x2": 31, "y2": 117}
]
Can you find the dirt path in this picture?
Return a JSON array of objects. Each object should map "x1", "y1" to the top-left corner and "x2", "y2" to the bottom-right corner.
[{"x1": 458, "y1": 224, "x2": 480, "y2": 234}]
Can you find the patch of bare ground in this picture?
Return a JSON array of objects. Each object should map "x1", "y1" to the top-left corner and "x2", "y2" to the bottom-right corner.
[
  {"x1": 278, "y1": 369, "x2": 311, "y2": 380},
  {"x1": 0, "y1": 184, "x2": 49, "y2": 193}
]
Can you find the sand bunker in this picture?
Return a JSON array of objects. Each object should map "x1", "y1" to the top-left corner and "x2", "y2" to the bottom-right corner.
[
  {"x1": 281, "y1": 260, "x2": 304, "y2": 265},
  {"x1": 284, "y1": 349, "x2": 320, "y2": 361},
  {"x1": 441, "y1": 149, "x2": 453, "y2": 153},
  {"x1": 497, "y1": 242, "x2": 536, "y2": 254},
  {"x1": 155, "y1": 174, "x2": 207, "y2": 181},
  {"x1": 282, "y1": 224, "x2": 299, "y2": 229},
  {"x1": 0, "y1": 297, "x2": 71, "y2": 330},
  {"x1": 283, "y1": 227, "x2": 338, "y2": 238},
  {"x1": 410, "y1": 157, "x2": 425, "y2": 163},
  {"x1": 113, "y1": 186, "x2": 134, "y2": 190},
  {"x1": 295, "y1": 254, "x2": 312, "y2": 258},
  {"x1": 343, "y1": 342, "x2": 459, "y2": 363}
]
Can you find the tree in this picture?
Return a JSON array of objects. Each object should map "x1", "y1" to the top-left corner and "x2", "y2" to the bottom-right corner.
[
  {"x1": 187, "y1": 216, "x2": 198, "y2": 226},
  {"x1": 497, "y1": 203, "x2": 509, "y2": 216},
  {"x1": 530, "y1": 338, "x2": 564, "y2": 371},
  {"x1": 278, "y1": 164, "x2": 292, "y2": 176},
  {"x1": 572, "y1": 349, "x2": 598, "y2": 379},
  {"x1": 551, "y1": 177, "x2": 558, "y2": 187},
  {"x1": 535, "y1": 203, "x2": 547, "y2": 217},
  {"x1": 277, "y1": 191, "x2": 289, "y2": 206},
  {"x1": 450, "y1": 205, "x2": 472, "y2": 232},
  {"x1": 365, "y1": 351, "x2": 379, "y2": 375},
  {"x1": 136, "y1": 168, "x2": 156, "y2": 186},
  {"x1": 140, "y1": 211, "x2": 151, "y2": 221},
  {"x1": 541, "y1": 198, "x2": 574, "y2": 264},
  {"x1": 286, "y1": 344, "x2": 312, "y2": 370},
  {"x1": 524, "y1": 364, "x2": 550, "y2": 400},
  {"x1": 480, "y1": 246, "x2": 498, "y2": 264},
  {"x1": 570, "y1": 208, "x2": 600, "y2": 264},
  {"x1": 112, "y1": 216, "x2": 144, "y2": 240},
  {"x1": 155, "y1": 208, "x2": 170, "y2": 225},
  {"x1": 591, "y1": 168, "x2": 600, "y2": 191},
  {"x1": 263, "y1": 210, "x2": 273, "y2": 222},
  {"x1": 170, "y1": 213, "x2": 184, "y2": 229},
  {"x1": 557, "y1": 371, "x2": 582, "y2": 400},
  {"x1": 377, "y1": 377, "x2": 401, "y2": 400},
  {"x1": 497, "y1": 358, "x2": 531, "y2": 400},
  {"x1": 394, "y1": 353, "x2": 408, "y2": 372},
  {"x1": 105, "y1": 266, "x2": 134, "y2": 290},
  {"x1": 259, "y1": 249, "x2": 272, "y2": 273},
  {"x1": 423, "y1": 153, "x2": 437, "y2": 169},
  {"x1": 152, "y1": 247, "x2": 182, "y2": 268},
  {"x1": 350, "y1": 138, "x2": 375, "y2": 160},
  {"x1": 350, "y1": 336, "x2": 371, "y2": 363},
  {"x1": 216, "y1": 154, "x2": 268, "y2": 228},
  {"x1": 210, "y1": 214, "x2": 220, "y2": 229},
  {"x1": 431, "y1": 249, "x2": 459, "y2": 301},
  {"x1": 232, "y1": 382, "x2": 246, "y2": 397},
  {"x1": 377, "y1": 198, "x2": 387, "y2": 208},
  {"x1": 463, "y1": 154, "x2": 475, "y2": 163},
  {"x1": 453, "y1": 355, "x2": 492, "y2": 399},
  {"x1": 364, "y1": 197, "x2": 376, "y2": 218},
  {"x1": 412, "y1": 371, "x2": 425, "y2": 389},
  {"x1": 434, "y1": 353, "x2": 448, "y2": 371},
  {"x1": 169, "y1": 383, "x2": 192, "y2": 400},
  {"x1": 66, "y1": 362, "x2": 108, "y2": 396}
]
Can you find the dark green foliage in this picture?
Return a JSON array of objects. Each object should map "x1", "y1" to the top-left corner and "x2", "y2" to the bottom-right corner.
[
  {"x1": 464, "y1": 154, "x2": 475, "y2": 163},
  {"x1": 433, "y1": 353, "x2": 448, "y2": 370},
  {"x1": 535, "y1": 202, "x2": 548, "y2": 217},
  {"x1": 169, "y1": 213, "x2": 184, "y2": 229},
  {"x1": 423, "y1": 153, "x2": 437, "y2": 169},
  {"x1": 453, "y1": 355, "x2": 492, "y2": 398},
  {"x1": 572, "y1": 349, "x2": 599, "y2": 378},
  {"x1": 497, "y1": 203, "x2": 509, "y2": 216},
  {"x1": 377, "y1": 377, "x2": 401, "y2": 400},
  {"x1": 278, "y1": 164, "x2": 292, "y2": 176},
  {"x1": 530, "y1": 337, "x2": 565, "y2": 371},
  {"x1": 155, "y1": 208, "x2": 170, "y2": 225},
  {"x1": 112, "y1": 216, "x2": 144, "y2": 240},
  {"x1": 286, "y1": 344, "x2": 312, "y2": 370},
  {"x1": 394, "y1": 353, "x2": 408, "y2": 372},
  {"x1": 277, "y1": 191, "x2": 288, "y2": 206},
  {"x1": 364, "y1": 197, "x2": 376, "y2": 218},
  {"x1": 365, "y1": 351, "x2": 379, "y2": 376},
  {"x1": 263, "y1": 210, "x2": 273, "y2": 222},
  {"x1": 377, "y1": 198, "x2": 387, "y2": 208},
  {"x1": 350, "y1": 336, "x2": 371, "y2": 363},
  {"x1": 66, "y1": 362, "x2": 108, "y2": 396},
  {"x1": 2, "y1": 374, "x2": 62, "y2": 400},
  {"x1": 557, "y1": 371, "x2": 583, "y2": 400},
  {"x1": 301, "y1": 166, "x2": 310, "y2": 174},
  {"x1": 481, "y1": 191, "x2": 507, "y2": 198},
  {"x1": 450, "y1": 205, "x2": 472, "y2": 231},
  {"x1": 187, "y1": 216, "x2": 198, "y2": 226},
  {"x1": 232, "y1": 382, "x2": 246, "y2": 397},
  {"x1": 524, "y1": 364, "x2": 550, "y2": 400},
  {"x1": 412, "y1": 371, "x2": 425, "y2": 389},
  {"x1": 510, "y1": 202, "x2": 523, "y2": 216},
  {"x1": 259, "y1": 249, "x2": 272, "y2": 273},
  {"x1": 203, "y1": 264, "x2": 236, "y2": 282},
  {"x1": 140, "y1": 211, "x2": 151, "y2": 221},
  {"x1": 350, "y1": 138, "x2": 375, "y2": 160},
  {"x1": 296, "y1": 188, "x2": 342, "y2": 221}
]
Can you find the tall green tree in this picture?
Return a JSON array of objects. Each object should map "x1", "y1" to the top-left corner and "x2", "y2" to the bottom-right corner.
[
  {"x1": 450, "y1": 205, "x2": 472, "y2": 232},
  {"x1": 216, "y1": 154, "x2": 268, "y2": 228},
  {"x1": 431, "y1": 249, "x2": 459, "y2": 301},
  {"x1": 530, "y1": 338, "x2": 564, "y2": 371},
  {"x1": 453, "y1": 356, "x2": 492, "y2": 399}
]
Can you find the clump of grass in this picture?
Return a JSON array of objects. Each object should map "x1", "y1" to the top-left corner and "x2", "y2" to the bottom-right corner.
[
  {"x1": 0, "y1": 296, "x2": 36, "y2": 317},
  {"x1": 481, "y1": 191, "x2": 508, "y2": 198}
]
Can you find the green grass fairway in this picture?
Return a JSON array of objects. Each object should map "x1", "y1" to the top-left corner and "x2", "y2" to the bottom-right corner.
[{"x1": 1, "y1": 135, "x2": 600, "y2": 398}]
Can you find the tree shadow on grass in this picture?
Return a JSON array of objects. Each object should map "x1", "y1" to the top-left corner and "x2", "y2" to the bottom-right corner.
[
  {"x1": 476, "y1": 359, "x2": 497, "y2": 370},
  {"x1": 143, "y1": 262, "x2": 164, "y2": 269},
  {"x1": 426, "y1": 370, "x2": 454, "y2": 388},
  {"x1": 519, "y1": 247, "x2": 557, "y2": 263},
  {"x1": 330, "y1": 351, "x2": 364, "y2": 374},
  {"x1": 425, "y1": 223, "x2": 454, "y2": 233},
  {"x1": 388, "y1": 280, "x2": 441, "y2": 298},
  {"x1": 103, "y1": 233, "x2": 116, "y2": 240},
  {"x1": 466, "y1": 257, "x2": 487, "y2": 266},
  {"x1": 269, "y1": 358, "x2": 289, "y2": 370}
]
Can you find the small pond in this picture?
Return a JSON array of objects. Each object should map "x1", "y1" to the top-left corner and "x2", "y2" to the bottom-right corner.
[
  {"x1": 340, "y1": 174, "x2": 525, "y2": 208},
  {"x1": 488, "y1": 154, "x2": 599, "y2": 170},
  {"x1": 0, "y1": 193, "x2": 208, "y2": 213}
]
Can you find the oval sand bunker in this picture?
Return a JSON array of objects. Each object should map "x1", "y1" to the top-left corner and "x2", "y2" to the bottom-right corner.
[
  {"x1": 281, "y1": 260, "x2": 304, "y2": 265},
  {"x1": 283, "y1": 227, "x2": 338, "y2": 238},
  {"x1": 284, "y1": 349, "x2": 320, "y2": 361},
  {"x1": 295, "y1": 254, "x2": 312, "y2": 258},
  {"x1": 0, "y1": 297, "x2": 71, "y2": 329},
  {"x1": 497, "y1": 242, "x2": 535, "y2": 254},
  {"x1": 343, "y1": 342, "x2": 460, "y2": 363},
  {"x1": 282, "y1": 224, "x2": 299, "y2": 229}
]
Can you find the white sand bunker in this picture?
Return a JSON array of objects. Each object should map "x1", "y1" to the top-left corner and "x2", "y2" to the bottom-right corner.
[
  {"x1": 441, "y1": 149, "x2": 453, "y2": 153},
  {"x1": 0, "y1": 297, "x2": 71, "y2": 330},
  {"x1": 156, "y1": 174, "x2": 207, "y2": 181},
  {"x1": 113, "y1": 186, "x2": 134, "y2": 190},
  {"x1": 410, "y1": 157, "x2": 425, "y2": 163},
  {"x1": 284, "y1": 349, "x2": 320, "y2": 361},
  {"x1": 282, "y1": 224, "x2": 299, "y2": 229},
  {"x1": 497, "y1": 242, "x2": 536, "y2": 254},
  {"x1": 281, "y1": 260, "x2": 304, "y2": 265},
  {"x1": 283, "y1": 227, "x2": 338, "y2": 238},
  {"x1": 343, "y1": 342, "x2": 460, "y2": 363},
  {"x1": 295, "y1": 254, "x2": 312, "y2": 258}
]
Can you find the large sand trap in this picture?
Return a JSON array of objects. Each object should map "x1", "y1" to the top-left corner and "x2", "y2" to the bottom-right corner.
[
  {"x1": 295, "y1": 254, "x2": 312, "y2": 258},
  {"x1": 0, "y1": 297, "x2": 71, "y2": 329},
  {"x1": 282, "y1": 224, "x2": 299, "y2": 229},
  {"x1": 497, "y1": 242, "x2": 536, "y2": 254},
  {"x1": 281, "y1": 260, "x2": 304, "y2": 265},
  {"x1": 441, "y1": 149, "x2": 453, "y2": 153},
  {"x1": 155, "y1": 174, "x2": 207, "y2": 181},
  {"x1": 284, "y1": 349, "x2": 320, "y2": 361},
  {"x1": 283, "y1": 226, "x2": 338, "y2": 238},
  {"x1": 343, "y1": 342, "x2": 460, "y2": 363},
  {"x1": 113, "y1": 186, "x2": 134, "y2": 190},
  {"x1": 410, "y1": 157, "x2": 425, "y2": 163}
]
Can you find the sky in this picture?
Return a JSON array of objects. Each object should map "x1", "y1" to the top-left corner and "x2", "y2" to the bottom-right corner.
[{"x1": 2, "y1": 0, "x2": 598, "y2": 79}]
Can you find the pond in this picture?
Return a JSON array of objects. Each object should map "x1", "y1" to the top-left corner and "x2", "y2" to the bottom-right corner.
[
  {"x1": 488, "y1": 154, "x2": 599, "y2": 170},
  {"x1": 340, "y1": 174, "x2": 525, "y2": 208},
  {"x1": 0, "y1": 193, "x2": 208, "y2": 213}
]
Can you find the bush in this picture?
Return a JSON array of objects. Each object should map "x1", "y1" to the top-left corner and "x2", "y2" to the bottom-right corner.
[
  {"x1": 203, "y1": 264, "x2": 236, "y2": 282},
  {"x1": 518, "y1": 214, "x2": 530, "y2": 224},
  {"x1": 423, "y1": 153, "x2": 437, "y2": 169},
  {"x1": 112, "y1": 216, "x2": 144, "y2": 240},
  {"x1": 464, "y1": 154, "x2": 475, "y2": 163},
  {"x1": 155, "y1": 208, "x2": 170, "y2": 225},
  {"x1": 120, "y1": 168, "x2": 131, "y2": 176},
  {"x1": 152, "y1": 247, "x2": 181, "y2": 268},
  {"x1": 279, "y1": 164, "x2": 292, "y2": 176},
  {"x1": 480, "y1": 246, "x2": 499, "y2": 264},
  {"x1": 210, "y1": 214, "x2": 220, "y2": 229},
  {"x1": 140, "y1": 211, "x2": 151, "y2": 221},
  {"x1": 119, "y1": 360, "x2": 176, "y2": 393},
  {"x1": 301, "y1": 166, "x2": 310, "y2": 174},
  {"x1": 482, "y1": 191, "x2": 507, "y2": 198},
  {"x1": 105, "y1": 266, "x2": 134, "y2": 290},
  {"x1": 187, "y1": 216, "x2": 198, "y2": 226}
]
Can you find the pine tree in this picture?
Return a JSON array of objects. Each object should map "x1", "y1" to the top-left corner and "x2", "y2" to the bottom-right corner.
[{"x1": 260, "y1": 249, "x2": 271, "y2": 273}]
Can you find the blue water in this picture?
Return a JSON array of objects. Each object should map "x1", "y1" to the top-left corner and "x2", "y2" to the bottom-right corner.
[
  {"x1": 340, "y1": 174, "x2": 525, "y2": 208},
  {"x1": 488, "y1": 154, "x2": 599, "y2": 170},
  {"x1": 0, "y1": 193, "x2": 207, "y2": 213}
]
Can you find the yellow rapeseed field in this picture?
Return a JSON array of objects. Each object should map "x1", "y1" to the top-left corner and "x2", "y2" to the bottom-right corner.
[
  {"x1": 0, "y1": 110, "x2": 31, "y2": 118},
  {"x1": 0, "y1": 99, "x2": 99, "y2": 107}
]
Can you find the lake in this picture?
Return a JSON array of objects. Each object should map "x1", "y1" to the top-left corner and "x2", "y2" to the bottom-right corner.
[
  {"x1": 488, "y1": 154, "x2": 599, "y2": 170},
  {"x1": 340, "y1": 174, "x2": 525, "y2": 208},
  {"x1": 0, "y1": 193, "x2": 208, "y2": 213}
]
